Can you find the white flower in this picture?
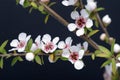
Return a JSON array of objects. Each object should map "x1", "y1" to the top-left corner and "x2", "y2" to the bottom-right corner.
[
  {"x1": 41, "y1": 34, "x2": 59, "y2": 53},
  {"x1": 58, "y1": 37, "x2": 73, "y2": 49},
  {"x1": 62, "y1": 0, "x2": 78, "y2": 6},
  {"x1": 102, "y1": 15, "x2": 111, "y2": 25},
  {"x1": 85, "y1": 0, "x2": 97, "y2": 12},
  {"x1": 68, "y1": 9, "x2": 93, "y2": 36},
  {"x1": 30, "y1": 35, "x2": 41, "y2": 51},
  {"x1": 113, "y1": 43, "x2": 120, "y2": 53},
  {"x1": 9, "y1": 32, "x2": 31, "y2": 52},
  {"x1": 62, "y1": 45, "x2": 85, "y2": 70},
  {"x1": 100, "y1": 33, "x2": 106, "y2": 41},
  {"x1": 25, "y1": 52, "x2": 35, "y2": 61},
  {"x1": 19, "y1": 0, "x2": 25, "y2": 6}
]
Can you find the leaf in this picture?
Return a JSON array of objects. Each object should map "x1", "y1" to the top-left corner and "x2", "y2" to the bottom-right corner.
[
  {"x1": 116, "y1": 53, "x2": 120, "y2": 59},
  {"x1": 0, "y1": 48, "x2": 7, "y2": 54},
  {"x1": 0, "y1": 57, "x2": 4, "y2": 69},
  {"x1": 101, "y1": 59, "x2": 111, "y2": 68},
  {"x1": 95, "y1": 19, "x2": 99, "y2": 28},
  {"x1": 96, "y1": 53, "x2": 111, "y2": 58},
  {"x1": 11, "y1": 57, "x2": 18, "y2": 66},
  {"x1": 96, "y1": 7, "x2": 105, "y2": 12},
  {"x1": 98, "y1": 46, "x2": 112, "y2": 57},
  {"x1": 25, "y1": 39, "x2": 33, "y2": 52},
  {"x1": 48, "y1": 2, "x2": 56, "y2": 7},
  {"x1": 29, "y1": 7, "x2": 34, "y2": 13},
  {"x1": 44, "y1": 14, "x2": 49, "y2": 24},
  {"x1": 60, "y1": 57, "x2": 68, "y2": 61},
  {"x1": 23, "y1": 0, "x2": 31, "y2": 8},
  {"x1": 17, "y1": 56, "x2": 23, "y2": 61},
  {"x1": 38, "y1": 6, "x2": 44, "y2": 12},
  {"x1": 35, "y1": 55, "x2": 42, "y2": 65},
  {"x1": 88, "y1": 30, "x2": 99, "y2": 37},
  {"x1": 112, "y1": 58, "x2": 117, "y2": 75},
  {"x1": 31, "y1": 2, "x2": 37, "y2": 9},
  {"x1": 111, "y1": 39, "x2": 115, "y2": 54},
  {"x1": 34, "y1": 49, "x2": 41, "y2": 55},
  {"x1": 91, "y1": 53, "x2": 95, "y2": 60},
  {"x1": 54, "y1": 50, "x2": 62, "y2": 55}
]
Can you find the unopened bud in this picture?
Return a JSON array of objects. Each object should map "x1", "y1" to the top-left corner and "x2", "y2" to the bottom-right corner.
[
  {"x1": 109, "y1": 37, "x2": 114, "y2": 43},
  {"x1": 114, "y1": 43, "x2": 120, "y2": 53},
  {"x1": 25, "y1": 52, "x2": 35, "y2": 61},
  {"x1": 102, "y1": 15, "x2": 111, "y2": 25},
  {"x1": 100, "y1": 33, "x2": 106, "y2": 41}
]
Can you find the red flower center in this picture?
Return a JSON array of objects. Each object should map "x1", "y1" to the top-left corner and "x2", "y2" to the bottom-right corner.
[
  {"x1": 70, "y1": 52, "x2": 79, "y2": 62},
  {"x1": 44, "y1": 42, "x2": 54, "y2": 51},
  {"x1": 75, "y1": 16, "x2": 86, "y2": 28},
  {"x1": 18, "y1": 41, "x2": 25, "y2": 48}
]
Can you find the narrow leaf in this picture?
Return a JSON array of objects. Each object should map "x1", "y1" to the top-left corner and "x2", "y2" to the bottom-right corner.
[
  {"x1": 35, "y1": 55, "x2": 42, "y2": 65},
  {"x1": 18, "y1": 56, "x2": 23, "y2": 61},
  {"x1": 31, "y1": 2, "x2": 37, "y2": 9},
  {"x1": 0, "y1": 57, "x2": 3, "y2": 69},
  {"x1": 112, "y1": 58, "x2": 117, "y2": 75},
  {"x1": 88, "y1": 30, "x2": 99, "y2": 37},
  {"x1": 34, "y1": 49, "x2": 41, "y2": 55},
  {"x1": 0, "y1": 40, "x2": 8, "y2": 49},
  {"x1": 44, "y1": 14, "x2": 49, "y2": 24},
  {"x1": 101, "y1": 60, "x2": 111, "y2": 68},
  {"x1": 48, "y1": 2, "x2": 56, "y2": 7},
  {"x1": 111, "y1": 39, "x2": 115, "y2": 54},
  {"x1": 91, "y1": 54, "x2": 95, "y2": 60},
  {"x1": 99, "y1": 46, "x2": 112, "y2": 56},
  {"x1": 11, "y1": 57, "x2": 18, "y2": 66},
  {"x1": 25, "y1": 39, "x2": 33, "y2": 52},
  {"x1": 96, "y1": 7, "x2": 105, "y2": 12}
]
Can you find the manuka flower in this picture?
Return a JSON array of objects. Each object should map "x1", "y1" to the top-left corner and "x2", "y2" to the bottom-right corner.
[
  {"x1": 102, "y1": 15, "x2": 111, "y2": 25},
  {"x1": 113, "y1": 43, "x2": 120, "y2": 53},
  {"x1": 58, "y1": 37, "x2": 73, "y2": 49},
  {"x1": 68, "y1": 9, "x2": 93, "y2": 36},
  {"x1": 41, "y1": 34, "x2": 59, "y2": 53},
  {"x1": 85, "y1": 0, "x2": 97, "y2": 12},
  {"x1": 62, "y1": 0, "x2": 78, "y2": 6},
  {"x1": 30, "y1": 35, "x2": 41, "y2": 51},
  {"x1": 62, "y1": 45, "x2": 85, "y2": 70},
  {"x1": 9, "y1": 32, "x2": 31, "y2": 52}
]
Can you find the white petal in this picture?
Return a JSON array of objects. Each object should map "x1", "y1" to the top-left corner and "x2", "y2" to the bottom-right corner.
[
  {"x1": 35, "y1": 35, "x2": 41, "y2": 43},
  {"x1": 83, "y1": 42, "x2": 88, "y2": 51},
  {"x1": 25, "y1": 52, "x2": 35, "y2": 61},
  {"x1": 30, "y1": 43, "x2": 37, "y2": 51},
  {"x1": 62, "y1": 0, "x2": 69, "y2": 6},
  {"x1": 18, "y1": 32, "x2": 27, "y2": 41},
  {"x1": 50, "y1": 45, "x2": 57, "y2": 53},
  {"x1": 105, "y1": 64, "x2": 112, "y2": 76},
  {"x1": 10, "y1": 39, "x2": 19, "y2": 47},
  {"x1": 116, "y1": 63, "x2": 120, "y2": 67},
  {"x1": 67, "y1": 23, "x2": 77, "y2": 31},
  {"x1": 58, "y1": 41, "x2": 66, "y2": 49},
  {"x1": 78, "y1": 50, "x2": 85, "y2": 59},
  {"x1": 85, "y1": 2, "x2": 97, "y2": 12},
  {"x1": 52, "y1": 37, "x2": 59, "y2": 44},
  {"x1": 70, "y1": 46, "x2": 80, "y2": 52},
  {"x1": 65, "y1": 37, "x2": 73, "y2": 46},
  {"x1": 77, "y1": 43, "x2": 82, "y2": 49},
  {"x1": 25, "y1": 35, "x2": 31, "y2": 42},
  {"x1": 71, "y1": 11, "x2": 79, "y2": 20},
  {"x1": 74, "y1": 60, "x2": 84, "y2": 70},
  {"x1": 19, "y1": 0, "x2": 25, "y2": 5},
  {"x1": 102, "y1": 15, "x2": 111, "y2": 24},
  {"x1": 62, "y1": 49, "x2": 70, "y2": 58},
  {"x1": 114, "y1": 43, "x2": 120, "y2": 53},
  {"x1": 118, "y1": 57, "x2": 120, "y2": 61},
  {"x1": 86, "y1": 19, "x2": 93, "y2": 28},
  {"x1": 76, "y1": 28, "x2": 85, "y2": 36},
  {"x1": 18, "y1": 47, "x2": 25, "y2": 52},
  {"x1": 42, "y1": 34, "x2": 51, "y2": 43},
  {"x1": 9, "y1": 48, "x2": 18, "y2": 52},
  {"x1": 80, "y1": 9, "x2": 89, "y2": 18}
]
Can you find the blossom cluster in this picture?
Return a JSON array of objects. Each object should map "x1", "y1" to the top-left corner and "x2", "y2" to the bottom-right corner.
[{"x1": 9, "y1": 32, "x2": 88, "y2": 70}]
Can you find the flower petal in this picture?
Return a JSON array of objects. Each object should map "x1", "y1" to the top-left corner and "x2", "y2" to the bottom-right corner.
[
  {"x1": 74, "y1": 60, "x2": 84, "y2": 70},
  {"x1": 42, "y1": 34, "x2": 51, "y2": 43},
  {"x1": 65, "y1": 37, "x2": 73, "y2": 46},
  {"x1": 50, "y1": 45, "x2": 57, "y2": 53},
  {"x1": 62, "y1": 49, "x2": 70, "y2": 58},
  {"x1": 58, "y1": 41, "x2": 66, "y2": 49},
  {"x1": 62, "y1": 0, "x2": 69, "y2": 6},
  {"x1": 18, "y1": 32, "x2": 27, "y2": 41},
  {"x1": 86, "y1": 19, "x2": 93, "y2": 28},
  {"x1": 80, "y1": 9, "x2": 89, "y2": 18},
  {"x1": 30, "y1": 43, "x2": 37, "y2": 51},
  {"x1": 67, "y1": 23, "x2": 77, "y2": 31},
  {"x1": 25, "y1": 35, "x2": 31, "y2": 43},
  {"x1": 76, "y1": 28, "x2": 85, "y2": 36},
  {"x1": 18, "y1": 47, "x2": 25, "y2": 52},
  {"x1": 52, "y1": 37, "x2": 59, "y2": 44},
  {"x1": 10, "y1": 39, "x2": 19, "y2": 47},
  {"x1": 71, "y1": 11, "x2": 79, "y2": 20},
  {"x1": 35, "y1": 35, "x2": 41, "y2": 43},
  {"x1": 9, "y1": 48, "x2": 18, "y2": 52},
  {"x1": 78, "y1": 49, "x2": 85, "y2": 59},
  {"x1": 70, "y1": 46, "x2": 80, "y2": 52},
  {"x1": 83, "y1": 42, "x2": 88, "y2": 51},
  {"x1": 19, "y1": 0, "x2": 25, "y2": 5},
  {"x1": 116, "y1": 63, "x2": 120, "y2": 67}
]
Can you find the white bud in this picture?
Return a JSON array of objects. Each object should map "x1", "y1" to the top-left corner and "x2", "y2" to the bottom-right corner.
[
  {"x1": 85, "y1": 1, "x2": 97, "y2": 12},
  {"x1": 114, "y1": 43, "x2": 120, "y2": 53},
  {"x1": 102, "y1": 15, "x2": 111, "y2": 24},
  {"x1": 19, "y1": 0, "x2": 25, "y2": 6},
  {"x1": 100, "y1": 33, "x2": 106, "y2": 41},
  {"x1": 25, "y1": 52, "x2": 35, "y2": 61}
]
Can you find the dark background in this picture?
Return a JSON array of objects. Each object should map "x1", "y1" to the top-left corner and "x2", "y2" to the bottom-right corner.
[{"x1": 0, "y1": 0, "x2": 120, "y2": 80}]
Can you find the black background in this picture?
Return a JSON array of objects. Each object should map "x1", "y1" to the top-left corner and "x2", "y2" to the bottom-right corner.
[{"x1": 0, "y1": 0, "x2": 120, "y2": 80}]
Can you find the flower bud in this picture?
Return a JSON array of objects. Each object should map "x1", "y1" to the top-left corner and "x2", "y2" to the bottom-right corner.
[
  {"x1": 19, "y1": 0, "x2": 25, "y2": 6},
  {"x1": 102, "y1": 15, "x2": 111, "y2": 25},
  {"x1": 100, "y1": 33, "x2": 106, "y2": 41},
  {"x1": 25, "y1": 52, "x2": 35, "y2": 61},
  {"x1": 109, "y1": 37, "x2": 114, "y2": 43},
  {"x1": 114, "y1": 43, "x2": 120, "y2": 53},
  {"x1": 85, "y1": 1, "x2": 97, "y2": 12}
]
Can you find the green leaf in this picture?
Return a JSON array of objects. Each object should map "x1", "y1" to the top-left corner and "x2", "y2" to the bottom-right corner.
[
  {"x1": 116, "y1": 53, "x2": 120, "y2": 59},
  {"x1": 0, "y1": 48, "x2": 7, "y2": 54},
  {"x1": 101, "y1": 60, "x2": 111, "y2": 68},
  {"x1": 38, "y1": 6, "x2": 44, "y2": 12},
  {"x1": 96, "y1": 7, "x2": 105, "y2": 12},
  {"x1": 31, "y1": 2, "x2": 37, "y2": 9},
  {"x1": 112, "y1": 58, "x2": 117, "y2": 75},
  {"x1": 11, "y1": 57, "x2": 18, "y2": 66},
  {"x1": 96, "y1": 53, "x2": 111, "y2": 58},
  {"x1": 54, "y1": 50, "x2": 62, "y2": 55},
  {"x1": 16, "y1": 0, "x2": 20, "y2": 5},
  {"x1": 60, "y1": 57, "x2": 68, "y2": 61},
  {"x1": 17, "y1": 56, "x2": 23, "y2": 61},
  {"x1": 23, "y1": 0, "x2": 31, "y2": 8},
  {"x1": 95, "y1": 19, "x2": 99, "y2": 28},
  {"x1": 98, "y1": 46, "x2": 112, "y2": 57},
  {"x1": 25, "y1": 39, "x2": 33, "y2": 52},
  {"x1": 44, "y1": 14, "x2": 49, "y2": 24},
  {"x1": 0, "y1": 57, "x2": 4, "y2": 69},
  {"x1": 0, "y1": 40, "x2": 8, "y2": 49},
  {"x1": 91, "y1": 53, "x2": 95, "y2": 60},
  {"x1": 34, "y1": 49, "x2": 41, "y2": 55},
  {"x1": 48, "y1": 2, "x2": 56, "y2": 7},
  {"x1": 29, "y1": 7, "x2": 34, "y2": 13},
  {"x1": 88, "y1": 30, "x2": 99, "y2": 37},
  {"x1": 35, "y1": 56, "x2": 42, "y2": 65},
  {"x1": 111, "y1": 39, "x2": 115, "y2": 54}
]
